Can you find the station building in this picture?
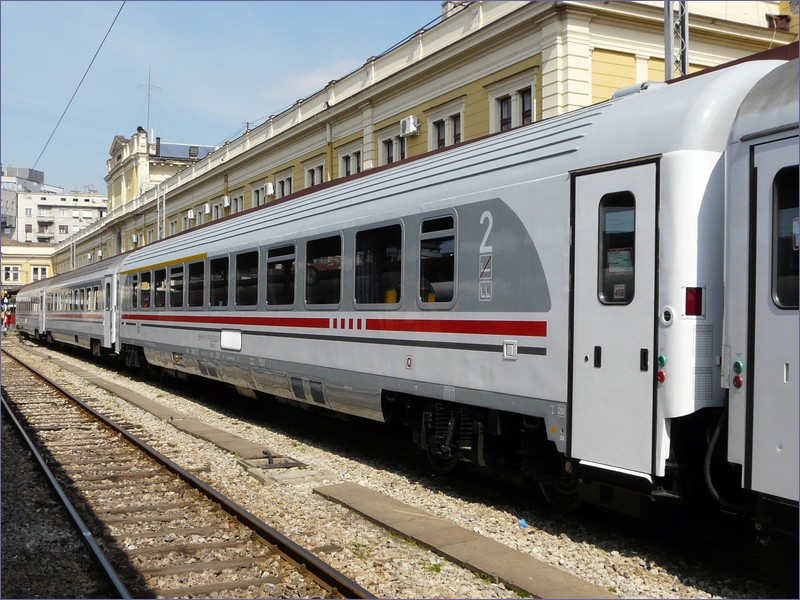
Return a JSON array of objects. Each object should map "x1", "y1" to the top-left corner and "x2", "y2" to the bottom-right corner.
[{"x1": 51, "y1": 1, "x2": 798, "y2": 273}]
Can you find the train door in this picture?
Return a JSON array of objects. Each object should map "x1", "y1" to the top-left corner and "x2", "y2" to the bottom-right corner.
[
  {"x1": 103, "y1": 274, "x2": 117, "y2": 351},
  {"x1": 570, "y1": 161, "x2": 658, "y2": 475},
  {"x1": 748, "y1": 137, "x2": 798, "y2": 501},
  {"x1": 38, "y1": 290, "x2": 46, "y2": 337}
]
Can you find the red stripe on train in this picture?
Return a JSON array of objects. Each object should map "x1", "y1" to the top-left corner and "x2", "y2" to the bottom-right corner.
[{"x1": 122, "y1": 313, "x2": 547, "y2": 337}]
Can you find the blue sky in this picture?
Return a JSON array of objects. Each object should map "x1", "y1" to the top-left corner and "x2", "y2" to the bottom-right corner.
[{"x1": 1, "y1": 1, "x2": 442, "y2": 193}]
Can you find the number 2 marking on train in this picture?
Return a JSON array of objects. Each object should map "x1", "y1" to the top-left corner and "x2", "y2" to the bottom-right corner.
[{"x1": 480, "y1": 211, "x2": 493, "y2": 253}]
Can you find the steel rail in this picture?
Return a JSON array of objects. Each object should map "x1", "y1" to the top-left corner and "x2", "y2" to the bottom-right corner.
[
  {"x1": 2, "y1": 348, "x2": 375, "y2": 599},
  {"x1": 1, "y1": 386, "x2": 133, "y2": 599}
]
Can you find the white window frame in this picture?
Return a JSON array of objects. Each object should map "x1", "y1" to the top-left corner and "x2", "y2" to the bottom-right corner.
[
  {"x1": 337, "y1": 139, "x2": 363, "y2": 178},
  {"x1": 425, "y1": 98, "x2": 465, "y2": 151},
  {"x1": 4, "y1": 266, "x2": 20, "y2": 282},
  {"x1": 378, "y1": 130, "x2": 406, "y2": 166},
  {"x1": 275, "y1": 168, "x2": 294, "y2": 199},
  {"x1": 304, "y1": 156, "x2": 325, "y2": 188},
  {"x1": 231, "y1": 194, "x2": 244, "y2": 213},
  {"x1": 486, "y1": 69, "x2": 538, "y2": 134}
]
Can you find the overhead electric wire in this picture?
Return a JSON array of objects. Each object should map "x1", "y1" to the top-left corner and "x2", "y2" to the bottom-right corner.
[{"x1": 32, "y1": 1, "x2": 126, "y2": 172}]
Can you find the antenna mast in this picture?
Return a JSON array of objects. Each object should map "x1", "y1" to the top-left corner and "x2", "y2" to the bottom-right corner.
[{"x1": 138, "y1": 69, "x2": 160, "y2": 141}]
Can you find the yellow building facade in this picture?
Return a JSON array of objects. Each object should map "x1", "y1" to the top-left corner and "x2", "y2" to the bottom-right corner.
[{"x1": 53, "y1": 1, "x2": 797, "y2": 273}]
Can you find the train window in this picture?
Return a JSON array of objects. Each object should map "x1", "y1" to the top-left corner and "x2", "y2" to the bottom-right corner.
[
  {"x1": 773, "y1": 165, "x2": 799, "y2": 309},
  {"x1": 141, "y1": 272, "x2": 152, "y2": 309},
  {"x1": 598, "y1": 192, "x2": 635, "y2": 305},
  {"x1": 131, "y1": 275, "x2": 138, "y2": 309},
  {"x1": 209, "y1": 257, "x2": 229, "y2": 307},
  {"x1": 420, "y1": 216, "x2": 455, "y2": 304},
  {"x1": 306, "y1": 236, "x2": 341, "y2": 305},
  {"x1": 267, "y1": 245, "x2": 295, "y2": 306},
  {"x1": 235, "y1": 251, "x2": 259, "y2": 307},
  {"x1": 356, "y1": 224, "x2": 402, "y2": 305},
  {"x1": 94, "y1": 286, "x2": 100, "y2": 311},
  {"x1": 154, "y1": 268, "x2": 167, "y2": 308},
  {"x1": 79, "y1": 288, "x2": 85, "y2": 311},
  {"x1": 188, "y1": 262, "x2": 205, "y2": 307},
  {"x1": 169, "y1": 266, "x2": 184, "y2": 308}
]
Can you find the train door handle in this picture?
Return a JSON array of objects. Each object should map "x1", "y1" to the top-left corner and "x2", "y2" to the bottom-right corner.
[
  {"x1": 594, "y1": 346, "x2": 602, "y2": 368},
  {"x1": 640, "y1": 348, "x2": 649, "y2": 372}
]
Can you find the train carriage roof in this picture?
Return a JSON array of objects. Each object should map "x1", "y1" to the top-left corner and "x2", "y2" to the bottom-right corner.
[
  {"x1": 16, "y1": 252, "x2": 128, "y2": 298},
  {"x1": 729, "y1": 59, "x2": 799, "y2": 143},
  {"x1": 118, "y1": 59, "x2": 788, "y2": 270}
]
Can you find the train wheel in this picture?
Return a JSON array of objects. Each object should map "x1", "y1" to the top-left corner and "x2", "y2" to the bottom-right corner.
[
  {"x1": 426, "y1": 449, "x2": 458, "y2": 474},
  {"x1": 539, "y1": 473, "x2": 581, "y2": 512}
]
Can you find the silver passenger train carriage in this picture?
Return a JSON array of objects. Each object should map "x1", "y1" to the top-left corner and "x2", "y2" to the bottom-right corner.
[
  {"x1": 16, "y1": 254, "x2": 124, "y2": 356},
  {"x1": 16, "y1": 57, "x2": 798, "y2": 527}
]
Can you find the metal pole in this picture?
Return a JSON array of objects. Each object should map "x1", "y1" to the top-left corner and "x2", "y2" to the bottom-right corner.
[
  {"x1": 664, "y1": 2, "x2": 675, "y2": 80},
  {"x1": 664, "y1": 1, "x2": 689, "y2": 80}
]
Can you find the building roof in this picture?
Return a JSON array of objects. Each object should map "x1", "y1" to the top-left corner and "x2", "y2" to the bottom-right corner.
[
  {"x1": 1, "y1": 236, "x2": 54, "y2": 248},
  {"x1": 157, "y1": 143, "x2": 214, "y2": 161}
]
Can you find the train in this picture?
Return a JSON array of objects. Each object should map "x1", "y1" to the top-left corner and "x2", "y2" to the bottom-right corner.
[{"x1": 15, "y1": 56, "x2": 798, "y2": 530}]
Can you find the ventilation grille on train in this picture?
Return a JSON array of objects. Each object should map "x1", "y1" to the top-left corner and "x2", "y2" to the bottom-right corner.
[{"x1": 290, "y1": 377, "x2": 306, "y2": 400}]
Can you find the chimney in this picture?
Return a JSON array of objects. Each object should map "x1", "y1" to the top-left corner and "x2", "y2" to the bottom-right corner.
[{"x1": 155, "y1": 137, "x2": 161, "y2": 157}]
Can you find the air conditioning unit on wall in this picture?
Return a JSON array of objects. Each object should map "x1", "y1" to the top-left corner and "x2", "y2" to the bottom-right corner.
[
  {"x1": 222, "y1": 195, "x2": 231, "y2": 208},
  {"x1": 203, "y1": 203, "x2": 212, "y2": 215},
  {"x1": 400, "y1": 115, "x2": 420, "y2": 137},
  {"x1": 187, "y1": 209, "x2": 196, "y2": 220}
]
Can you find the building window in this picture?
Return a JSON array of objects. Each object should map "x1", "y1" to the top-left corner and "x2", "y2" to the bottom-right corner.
[
  {"x1": 384, "y1": 139, "x2": 394, "y2": 164},
  {"x1": 499, "y1": 96, "x2": 512, "y2": 131},
  {"x1": 435, "y1": 120, "x2": 446, "y2": 149},
  {"x1": 425, "y1": 99, "x2": 465, "y2": 151},
  {"x1": 59, "y1": 225, "x2": 68, "y2": 234},
  {"x1": 170, "y1": 220, "x2": 177, "y2": 236},
  {"x1": 306, "y1": 164, "x2": 324, "y2": 188},
  {"x1": 276, "y1": 169, "x2": 294, "y2": 199},
  {"x1": 487, "y1": 69, "x2": 538, "y2": 133},
  {"x1": 4, "y1": 267, "x2": 20, "y2": 282},
  {"x1": 25, "y1": 208, "x2": 32, "y2": 216},
  {"x1": 25, "y1": 224, "x2": 32, "y2": 234},
  {"x1": 521, "y1": 88, "x2": 532, "y2": 125},
  {"x1": 338, "y1": 141, "x2": 363, "y2": 179},
  {"x1": 380, "y1": 136, "x2": 406, "y2": 166},
  {"x1": 32, "y1": 267, "x2": 47, "y2": 281}
]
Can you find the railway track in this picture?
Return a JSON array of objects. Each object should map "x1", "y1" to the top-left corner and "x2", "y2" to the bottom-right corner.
[
  {"x1": 1, "y1": 348, "x2": 373, "y2": 599},
  {"x1": 4, "y1": 336, "x2": 795, "y2": 599}
]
